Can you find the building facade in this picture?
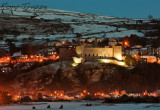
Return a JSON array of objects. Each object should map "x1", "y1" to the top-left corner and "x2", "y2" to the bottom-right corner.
[{"x1": 76, "y1": 43, "x2": 122, "y2": 62}]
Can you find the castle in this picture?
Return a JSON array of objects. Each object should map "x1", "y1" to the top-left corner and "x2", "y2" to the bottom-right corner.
[{"x1": 72, "y1": 43, "x2": 125, "y2": 66}]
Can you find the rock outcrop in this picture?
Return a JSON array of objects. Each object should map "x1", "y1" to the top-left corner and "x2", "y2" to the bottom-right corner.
[{"x1": 15, "y1": 61, "x2": 123, "y2": 92}]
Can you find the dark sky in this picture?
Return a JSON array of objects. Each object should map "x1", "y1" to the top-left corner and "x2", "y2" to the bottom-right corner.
[{"x1": 0, "y1": 0, "x2": 160, "y2": 18}]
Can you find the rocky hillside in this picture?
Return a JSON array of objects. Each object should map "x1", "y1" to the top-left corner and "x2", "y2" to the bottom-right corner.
[
  {"x1": 15, "y1": 61, "x2": 122, "y2": 92},
  {"x1": 14, "y1": 62, "x2": 160, "y2": 93}
]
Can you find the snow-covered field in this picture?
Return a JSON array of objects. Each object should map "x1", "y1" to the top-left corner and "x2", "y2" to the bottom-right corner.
[
  {"x1": 0, "y1": 7, "x2": 147, "y2": 50},
  {"x1": 0, "y1": 101, "x2": 160, "y2": 110}
]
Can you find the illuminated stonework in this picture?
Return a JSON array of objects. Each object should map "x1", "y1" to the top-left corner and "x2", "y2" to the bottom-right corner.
[
  {"x1": 73, "y1": 57, "x2": 83, "y2": 64},
  {"x1": 72, "y1": 62, "x2": 78, "y2": 67},
  {"x1": 72, "y1": 57, "x2": 83, "y2": 66},
  {"x1": 99, "y1": 59, "x2": 126, "y2": 67},
  {"x1": 76, "y1": 44, "x2": 122, "y2": 60},
  {"x1": 74, "y1": 44, "x2": 125, "y2": 66}
]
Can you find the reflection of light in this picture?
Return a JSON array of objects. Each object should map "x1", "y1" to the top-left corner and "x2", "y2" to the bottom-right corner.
[
  {"x1": 117, "y1": 55, "x2": 122, "y2": 60},
  {"x1": 99, "y1": 59, "x2": 110, "y2": 63},
  {"x1": 118, "y1": 62, "x2": 125, "y2": 66},
  {"x1": 73, "y1": 57, "x2": 83, "y2": 64},
  {"x1": 99, "y1": 59, "x2": 126, "y2": 67},
  {"x1": 72, "y1": 63, "x2": 78, "y2": 67}
]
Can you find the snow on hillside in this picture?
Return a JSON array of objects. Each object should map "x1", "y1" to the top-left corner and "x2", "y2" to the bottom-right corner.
[
  {"x1": 105, "y1": 30, "x2": 144, "y2": 38},
  {"x1": 0, "y1": 7, "x2": 145, "y2": 43},
  {"x1": 72, "y1": 24, "x2": 116, "y2": 34}
]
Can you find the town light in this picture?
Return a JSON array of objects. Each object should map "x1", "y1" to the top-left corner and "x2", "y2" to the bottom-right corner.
[
  {"x1": 124, "y1": 41, "x2": 129, "y2": 47},
  {"x1": 125, "y1": 42, "x2": 128, "y2": 45},
  {"x1": 81, "y1": 93, "x2": 84, "y2": 96},
  {"x1": 30, "y1": 55, "x2": 33, "y2": 58},
  {"x1": 39, "y1": 59, "x2": 43, "y2": 62},
  {"x1": 56, "y1": 56, "x2": 60, "y2": 60}
]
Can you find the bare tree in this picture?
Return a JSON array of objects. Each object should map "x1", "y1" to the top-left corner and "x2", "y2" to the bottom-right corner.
[{"x1": 148, "y1": 14, "x2": 153, "y2": 20}]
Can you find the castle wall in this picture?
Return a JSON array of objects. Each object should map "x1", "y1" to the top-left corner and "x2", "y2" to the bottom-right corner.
[
  {"x1": 113, "y1": 46, "x2": 122, "y2": 60},
  {"x1": 75, "y1": 45, "x2": 122, "y2": 61},
  {"x1": 83, "y1": 47, "x2": 113, "y2": 58}
]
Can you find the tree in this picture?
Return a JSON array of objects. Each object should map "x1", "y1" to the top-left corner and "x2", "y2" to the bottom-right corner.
[
  {"x1": 125, "y1": 55, "x2": 137, "y2": 66},
  {"x1": 148, "y1": 15, "x2": 153, "y2": 20},
  {"x1": 20, "y1": 44, "x2": 32, "y2": 55},
  {"x1": 6, "y1": 40, "x2": 19, "y2": 55}
]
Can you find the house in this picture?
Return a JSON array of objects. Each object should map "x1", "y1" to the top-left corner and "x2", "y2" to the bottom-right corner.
[
  {"x1": 126, "y1": 91, "x2": 141, "y2": 97},
  {"x1": 140, "y1": 56, "x2": 157, "y2": 63}
]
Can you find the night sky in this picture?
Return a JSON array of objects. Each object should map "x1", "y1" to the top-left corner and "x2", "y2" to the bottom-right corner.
[{"x1": 0, "y1": 0, "x2": 160, "y2": 18}]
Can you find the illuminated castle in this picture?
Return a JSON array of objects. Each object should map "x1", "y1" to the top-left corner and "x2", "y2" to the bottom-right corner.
[{"x1": 72, "y1": 43, "x2": 125, "y2": 66}]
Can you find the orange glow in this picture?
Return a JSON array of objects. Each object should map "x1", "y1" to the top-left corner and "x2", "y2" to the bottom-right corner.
[
  {"x1": 7, "y1": 57, "x2": 10, "y2": 60},
  {"x1": 56, "y1": 56, "x2": 60, "y2": 60},
  {"x1": 62, "y1": 41, "x2": 65, "y2": 44},
  {"x1": 81, "y1": 93, "x2": 84, "y2": 96},
  {"x1": 124, "y1": 41, "x2": 130, "y2": 47},
  {"x1": 7, "y1": 94, "x2": 11, "y2": 96},
  {"x1": 101, "y1": 93, "x2": 104, "y2": 96},
  {"x1": 39, "y1": 59, "x2": 43, "y2": 62},
  {"x1": 87, "y1": 93, "x2": 90, "y2": 95},
  {"x1": 124, "y1": 42, "x2": 128, "y2": 45},
  {"x1": 143, "y1": 90, "x2": 148, "y2": 96},
  {"x1": 83, "y1": 90, "x2": 86, "y2": 93},
  {"x1": 94, "y1": 93, "x2": 97, "y2": 96},
  {"x1": 60, "y1": 94, "x2": 63, "y2": 97},
  {"x1": 30, "y1": 55, "x2": 34, "y2": 58},
  {"x1": 54, "y1": 91, "x2": 57, "y2": 94}
]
